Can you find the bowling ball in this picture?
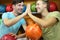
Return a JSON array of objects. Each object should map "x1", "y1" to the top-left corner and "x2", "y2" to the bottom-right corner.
[
  {"x1": 0, "y1": 4, "x2": 6, "y2": 13},
  {"x1": 30, "y1": 3, "x2": 37, "y2": 12},
  {"x1": 48, "y1": 2, "x2": 58, "y2": 12},
  {"x1": 25, "y1": 23, "x2": 42, "y2": 39},
  {"x1": 22, "y1": 5, "x2": 26, "y2": 13},
  {"x1": 6, "y1": 4, "x2": 13, "y2": 12},
  {"x1": 1, "y1": 34, "x2": 16, "y2": 40}
]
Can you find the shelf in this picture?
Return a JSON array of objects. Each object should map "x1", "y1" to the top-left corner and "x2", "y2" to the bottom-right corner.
[{"x1": 0, "y1": 0, "x2": 36, "y2": 5}]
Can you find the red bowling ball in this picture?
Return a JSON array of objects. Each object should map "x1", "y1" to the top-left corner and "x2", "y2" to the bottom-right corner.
[
  {"x1": 48, "y1": 2, "x2": 58, "y2": 12},
  {"x1": 6, "y1": 4, "x2": 13, "y2": 12},
  {"x1": 1, "y1": 34, "x2": 16, "y2": 40}
]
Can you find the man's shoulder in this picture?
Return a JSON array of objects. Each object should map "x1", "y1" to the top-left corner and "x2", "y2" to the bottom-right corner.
[
  {"x1": 3, "y1": 12, "x2": 12, "y2": 15},
  {"x1": 2, "y1": 12, "x2": 13, "y2": 17},
  {"x1": 49, "y1": 11, "x2": 60, "y2": 14}
]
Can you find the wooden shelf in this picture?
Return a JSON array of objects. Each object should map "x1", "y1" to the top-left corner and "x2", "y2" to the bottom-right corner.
[
  {"x1": 0, "y1": 0, "x2": 12, "y2": 5},
  {"x1": 0, "y1": 0, "x2": 36, "y2": 5}
]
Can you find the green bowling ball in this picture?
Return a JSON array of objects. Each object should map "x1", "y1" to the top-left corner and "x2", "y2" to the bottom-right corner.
[{"x1": 30, "y1": 3, "x2": 37, "y2": 12}]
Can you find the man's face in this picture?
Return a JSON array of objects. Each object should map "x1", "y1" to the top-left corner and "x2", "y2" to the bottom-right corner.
[
  {"x1": 36, "y1": 1, "x2": 46, "y2": 13},
  {"x1": 14, "y1": 2, "x2": 24, "y2": 14}
]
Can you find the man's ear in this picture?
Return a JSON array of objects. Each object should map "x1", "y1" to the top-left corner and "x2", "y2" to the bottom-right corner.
[{"x1": 12, "y1": 5, "x2": 15, "y2": 9}]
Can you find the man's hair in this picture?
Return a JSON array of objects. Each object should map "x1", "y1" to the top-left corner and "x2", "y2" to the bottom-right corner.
[
  {"x1": 37, "y1": 0, "x2": 58, "y2": 11},
  {"x1": 37, "y1": 0, "x2": 48, "y2": 4},
  {"x1": 12, "y1": 0, "x2": 24, "y2": 5}
]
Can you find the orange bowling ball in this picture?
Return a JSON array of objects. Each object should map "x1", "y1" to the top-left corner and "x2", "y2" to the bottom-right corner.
[{"x1": 25, "y1": 23, "x2": 42, "y2": 40}]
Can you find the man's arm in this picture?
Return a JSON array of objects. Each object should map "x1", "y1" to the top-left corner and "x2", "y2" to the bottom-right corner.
[
  {"x1": 3, "y1": 6, "x2": 29, "y2": 27},
  {"x1": 17, "y1": 33, "x2": 26, "y2": 38},
  {"x1": 27, "y1": 4, "x2": 57, "y2": 28},
  {"x1": 8, "y1": 33, "x2": 26, "y2": 39},
  {"x1": 16, "y1": 21, "x2": 26, "y2": 38},
  {"x1": 3, "y1": 12, "x2": 27, "y2": 27},
  {"x1": 28, "y1": 14, "x2": 57, "y2": 28}
]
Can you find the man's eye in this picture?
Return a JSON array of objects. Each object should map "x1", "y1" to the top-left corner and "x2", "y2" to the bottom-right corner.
[{"x1": 18, "y1": 4, "x2": 21, "y2": 6}]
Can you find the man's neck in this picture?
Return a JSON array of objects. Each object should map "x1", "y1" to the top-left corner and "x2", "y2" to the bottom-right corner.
[
  {"x1": 12, "y1": 11, "x2": 19, "y2": 16},
  {"x1": 41, "y1": 9, "x2": 49, "y2": 17}
]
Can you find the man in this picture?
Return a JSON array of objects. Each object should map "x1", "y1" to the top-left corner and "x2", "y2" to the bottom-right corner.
[
  {"x1": 0, "y1": 0, "x2": 27, "y2": 38},
  {"x1": 27, "y1": 0, "x2": 60, "y2": 40}
]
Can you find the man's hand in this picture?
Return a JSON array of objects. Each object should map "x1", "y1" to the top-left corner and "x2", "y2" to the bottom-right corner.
[
  {"x1": 17, "y1": 33, "x2": 26, "y2": 38},
  {"x1": 27, "y1": 4, "x2": 32, "y2": 14},
  {"x1": 23, "y1": 4, "x2": 29, "y2": 15},
  {"x1": 8, "y1": 33, "x2": 18, "y2": 39}
]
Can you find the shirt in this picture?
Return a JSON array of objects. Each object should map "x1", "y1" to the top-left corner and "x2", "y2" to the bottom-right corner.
[
  {"x1": 42, "y1": 11, "x2": 60, "y2": 40},
  {"x1": 0, "y1": 12, "x2": 26, "y2": 38}
]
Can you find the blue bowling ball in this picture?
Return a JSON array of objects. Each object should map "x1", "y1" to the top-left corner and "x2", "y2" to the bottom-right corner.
[
  {"x1": 0, "y1": 4, "x2": 6, "y2": 13},
  {"x1": 22, "y1": 5, "x2": 26, "y2": 13}
]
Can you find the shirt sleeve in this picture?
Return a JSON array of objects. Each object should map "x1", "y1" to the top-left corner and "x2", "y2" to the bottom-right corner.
[
  {"x1": 47, "y1": 11, "x2": 60, "y2": 21},
  {"x1": 2, "y1": 13, "x2": 9, "y2": 20},
  {"x1": 21, "y1": 18, "x2": 26, "y2": 25}
]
